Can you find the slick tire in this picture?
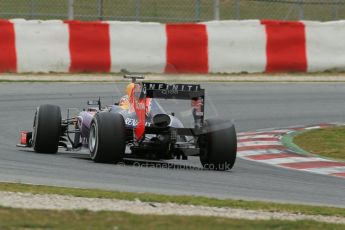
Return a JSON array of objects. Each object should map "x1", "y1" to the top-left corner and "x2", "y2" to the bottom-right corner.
[
  {"x1": 89, "y1": 112, "x2": 126, "y2": 163},
  {"x1": 199, "y1": 119, "x2": 237, "y2": 171},
  {"x1": 33, "y1": 104, "x2": 62, "y2": 154}
]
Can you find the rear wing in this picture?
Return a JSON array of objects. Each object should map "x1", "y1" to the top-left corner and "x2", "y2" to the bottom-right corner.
[
  {"x1": 140, "y1": 82, "x2": 205, "y2": 129},
  {"x1": 142, "y1": 82, "x2": 205, "y2": 100},
  {"x1": 130, "y1": 82, "x2": 205, "y2": 141}
]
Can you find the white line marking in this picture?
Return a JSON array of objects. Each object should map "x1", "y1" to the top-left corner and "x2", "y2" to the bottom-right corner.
[
  {"x1": 238, "y1": 129, "x2": 291, "y2": 136},
  {"x1": 261, "y1": 157, "x2": 331, "y2": 165},
  {"x1": 238, "y1": 141, "x2": 282, "y2": 147},
  {"x1": 237, "y1": 135, "x2": 278, "y2": 140},
  {"x1": 237, "y1": 149, "x2": 286, "y2": 156},
  {"x1": 305, "y1": 126, "x2": 321, "y2": 130},
  {"x1": 302, "y1": 166, "x2": 345, "y2": 174}
]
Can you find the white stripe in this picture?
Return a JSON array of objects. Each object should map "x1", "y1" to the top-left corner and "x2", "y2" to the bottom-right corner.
[
  {"x1": 262, "y1": 157, "x2": 330, "y2": 165},
  {"x1": 238, "y1": 129, "x2": 291, "y2": 136},
  {"x1": 207, "y1": 20, "x2": 266, "y2": 73},
  {"x1": 303, "y1": 166, "x2": 345, "y2": 174},
  {"x1": 305, "y1": 126, "x2": 321, "y2": 130},
  {"x1": 305, "y1": 21, "x2": 345, "y2": 72},
  {"x1": 238, "y1": 141, "x2": 282, "y2": 147},
  {"x1": 109, "y1": 21, "x2": 166, "y2": 73},
  {"x1": 237, "y1": 149, "x2": 285, "y2": 157},
  {"x1": 13, "y1": 20, "x2": 70, "y2": 73},
  {"x1": 237, "y1": 135, "x2": 278, "y2": 140},
  {"x1": 253, "y1": 128, "x2": 292, "y2": 133}
]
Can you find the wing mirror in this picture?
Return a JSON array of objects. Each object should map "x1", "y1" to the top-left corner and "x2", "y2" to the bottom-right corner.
[
  {"x1": 87, "y1": 97, "x2": 101, "y2": 110},
  {"x1": 87, "y1": 100, "x2": 100, "y2": 106}
]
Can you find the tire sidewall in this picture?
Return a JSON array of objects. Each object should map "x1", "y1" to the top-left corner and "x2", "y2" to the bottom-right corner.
[
  {"x1": 32, "y1": 104, "x2": 61, "y2": 154},
  {"x1": 89, "y1": 120, "x2": 99, "y2": 160},
  {"x1": 89, "y1": 112, "x2": 126, "y2": 163},
  {"x1": 199, "y1": 119, "x2": 237, "y2": 171}
]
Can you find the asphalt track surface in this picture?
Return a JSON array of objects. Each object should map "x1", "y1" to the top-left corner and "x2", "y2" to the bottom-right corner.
[{"x1": 1, "y1": 82, "x2": 345, "y2": 207}]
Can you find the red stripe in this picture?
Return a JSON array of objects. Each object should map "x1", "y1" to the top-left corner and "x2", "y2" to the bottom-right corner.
[
  {"x1": 0, "y1": 20, "x2": 16, "y2": 72},
  {"x1": 67, "y1": 21, "x2": 110, "y2": 72},
  {"x1": 332, "y1": 172, "x2": 345, "y2": 178},
  {"x1": 247, "y1": 153, "x2": 306, "y2": 160},
  {"x1": 238, "y1": 138, "x2": 279, "y2": 143},
  {"x1": 280, "y1": 161, "x2": 345, "y2": 169},
  {"x1": 165, "y1": 24, "x2": 208, "y2": 73},
  {"x1": 237, "y1": 145, "x2": 286, "y2": 151},
  {"x1": 262, "y1": 20, "x2": 307, "y2": 73},
  {"x1": 317, "y1": 124, "x2": 333, "y2": 129}
]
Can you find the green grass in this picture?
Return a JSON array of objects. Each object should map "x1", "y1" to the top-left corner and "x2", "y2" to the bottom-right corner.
[
  {"x1": 294, "y1": 126, "x2": 345, "y2": 161},
  {"x1": 0, "y1": 207, "x2": 343, "y2": 230},
  {"x1": 0, "y1": 182, "x2": 345, "y2": 218},
  {"x1": 0, "y1": 0, "x2": 344, "y2": 22}
]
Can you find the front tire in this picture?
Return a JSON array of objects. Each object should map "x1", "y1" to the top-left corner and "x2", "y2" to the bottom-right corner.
[
  {"x1": 32, "y1": 104, "x2": 61, "y2": 154},
  {"x1": 199, "y1": 119, "x2": 237, "y2": 171},
  {"x1": 89, "y1": 112, "x2": 126, "y2": 163}
]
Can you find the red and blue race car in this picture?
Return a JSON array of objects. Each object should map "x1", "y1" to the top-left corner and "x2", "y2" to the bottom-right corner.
[{"x1": 17, "y1": 75, "x2": 237, "y2": 171}]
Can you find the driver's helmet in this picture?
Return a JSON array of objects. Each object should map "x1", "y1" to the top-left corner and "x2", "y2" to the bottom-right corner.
[
  {"x1": 118, "y1": 95, "x2": 129, "y2": 110},
  {"x1": 126, "y1": 83, "x2": 135, "y2": 97},
  {"x1": 119, "y1": 82, "x2": 152, "y2": 115},
  {"x1": 118, "y1": 83, "x2": 135, "y2": 110}
]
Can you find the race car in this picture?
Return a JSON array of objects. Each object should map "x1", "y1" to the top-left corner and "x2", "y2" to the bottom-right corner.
[{"x1": 17, "y1": 75, "x2": 237, "y2": 171}]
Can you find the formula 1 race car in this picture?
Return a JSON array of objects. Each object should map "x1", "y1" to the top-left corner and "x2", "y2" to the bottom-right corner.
[{"x1": 17, "y1": 75, "x2": 237, "y2": 171}]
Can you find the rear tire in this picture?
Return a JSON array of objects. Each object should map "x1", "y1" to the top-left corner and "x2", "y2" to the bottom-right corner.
[
  {"x1": 32, "y1": 104, "x2": 61, "y2": 154},
  {"x1": 89, "y1": 112, "x2": 126, "y2": 163},
  {"x1": 199, "y1": 119, "x2": 237, "y2": 171}
]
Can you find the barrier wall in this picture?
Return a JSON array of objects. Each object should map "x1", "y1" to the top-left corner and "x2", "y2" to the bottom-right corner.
[{"x1": 1, "y1": 19, "x2": 345, "y2": 74}]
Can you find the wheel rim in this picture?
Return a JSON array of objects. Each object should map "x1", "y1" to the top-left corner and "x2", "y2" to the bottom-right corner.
[
  {"x1": 89, "y1": 123, "x2": 97, "y2": 155},
  {"x1": 32, "y1": 109, "x2": 39, "y2": 148}
]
